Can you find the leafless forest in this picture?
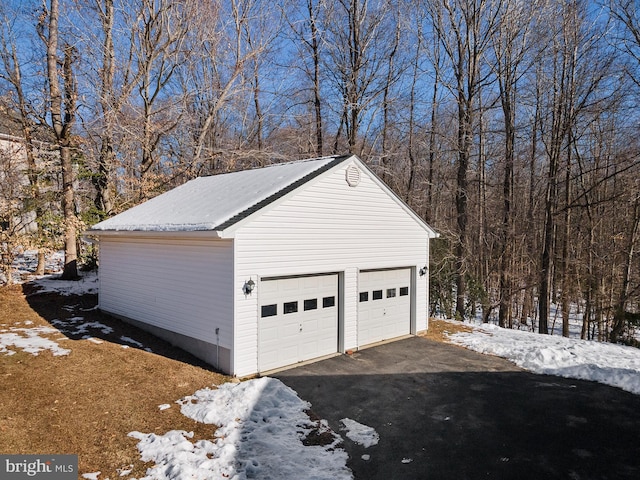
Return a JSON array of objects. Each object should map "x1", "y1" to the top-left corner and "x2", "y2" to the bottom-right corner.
[{"x1": 0, "y1": 0, "x2": 639, "y2": 344}]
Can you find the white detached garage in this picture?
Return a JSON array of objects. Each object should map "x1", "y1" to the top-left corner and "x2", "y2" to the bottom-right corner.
[{"x1": 88, "y1": 155, "x2": 438, "y2": 377}]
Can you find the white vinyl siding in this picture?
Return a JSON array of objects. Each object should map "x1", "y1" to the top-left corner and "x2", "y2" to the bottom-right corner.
[
  {"x1": 98, "y1": 236, "x2": 234, "y2": 347},
  {"x1": 233, "y1": 160, "x2": 429, "y2": 376}
]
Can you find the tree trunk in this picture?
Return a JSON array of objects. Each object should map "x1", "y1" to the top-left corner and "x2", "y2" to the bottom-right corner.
[
  {"x1": 560, "y1": 141, "x2": 573, "y2": 337},
  {"x1": 60, "y1": 143, "x2": 78, "y2": 279},
  {"x1": 455, "y1": 93, "x2": 472, "y2": 320},
  {"x1": 610, "y1": 193, "x2": 639, "y2": 343},
  {"x1": 60, "y1": 45, "x2": 79, "y2": 280},
  {"x1": 94, "y1": 0, "x2": 115, "y2": 217},
  {"x1": 40, "y1": 0, "x2": 79, "y2": 280},
  {"x1": 308, "y1": 0, "x2": 323, "y2": 156},
  {"x1": 425, "y1": 34, "x2": 440, "y2": 223},
  {"x1": 539, "y1": 148, "x2": 558, "y2": 334},
  {"x1": 498, "y1": 86, "x2": 514, "y2": 329},
  {"x1": 35, "y1": 250, "x2": 45, "y2": 276},
  {"x1": 380, "y1": 9, "x2": 399, "y2": 186}
]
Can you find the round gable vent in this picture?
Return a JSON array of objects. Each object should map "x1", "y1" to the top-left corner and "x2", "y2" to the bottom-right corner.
[{"x1": 345, "y1": 164, "x2": 361, "y2": 187}]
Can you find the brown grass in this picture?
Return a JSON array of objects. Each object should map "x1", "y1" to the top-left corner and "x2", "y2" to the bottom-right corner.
[
  {"x1": 0, "y1": 284, "x2": 227, "y2": 478},
  {"x1": 422, "y1": 318, "x2": 473, "y2": 343}
]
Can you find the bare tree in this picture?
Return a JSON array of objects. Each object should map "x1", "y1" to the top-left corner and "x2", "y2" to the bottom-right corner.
[
  {"x1": 428, "y1": 0, "x2": 502, "y2": 319},
  {"x1": 323, "y1": 0, "x2": 392, "y2": 155},
  {"x1": 490, "y1": 0, "x2": 542, "y2": 327},
  {"x1": 607, "y1": 0, "x2": 640, "y2": 342},
  {"x1": 0, "y1": 141, "x2": 29, "y2": 284},
  {"x1": 536, "y1": 0, "x2": 612, "y2": 334},
  {"x1": 610, "y1": 187, "x2": 640, "y2": 342},
  {"x1": 127, "y1": 0, "x2": 191, "y2": 199},
  {"x1": 286, "y1": 0, "x2": 327, "y2": 156},
  {"x1": 378, "y1": 2, "x2": 402, "y2": 185},
  {"x1": 86, "y1": 0, "x2": 141, "y2": 217},
  {"x1": 0, "y1": 4, "x2": 49, "y2": 274},
  {"x1": 37, "y1": 0, "x2": 79, "y2": 280},
  {"x1": 179, "y1": 0, "x2": 274, "y2": 176},
  {"x1": 608, "y1": 0, "x2": 640, "y2": 89}
]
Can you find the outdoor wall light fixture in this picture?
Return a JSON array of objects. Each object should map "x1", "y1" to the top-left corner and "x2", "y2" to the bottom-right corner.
[
  {"x1": 419, "y1": 266, "x2": 428, "y2": 277},
  {"x1": 242, "y1": 278, "x2": 255, "y2": 295}
]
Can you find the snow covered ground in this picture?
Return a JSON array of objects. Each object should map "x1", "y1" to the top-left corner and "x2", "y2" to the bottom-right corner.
[
  {"x1": 0, "y1": 249, "x2": 64, "y2": 284},
  {"x1": 0, "y1": 321, "x2": 71, "y2": 356},
  {"x1": 121, "y1": 315, "x2": 640, "y2": 479},
  {"x1": 30, "y1": 271, "x2": 99, "y2": 296},
  {"x1": 126, "y1": 378, "x2": 352, "y2": 480},
  {"x1": 4, "y1": 250, "x2": 640, "y2": 479},
  {"x1": 446, "y1": 320, "x2": 640, "y2": 395},
  {"x1": 340, "y1": 418, "x2": 379, "y2": 449}
]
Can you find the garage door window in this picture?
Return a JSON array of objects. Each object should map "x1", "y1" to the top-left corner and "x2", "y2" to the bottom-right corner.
[
  {"x1": 359, "y1": 292, "x2": 368, "y2": 302},
  {"x1": 261, "y1": 304, "x2": 277, "y2": 317},
  {"x1": 284, "y1": 301, "x2": 298, "y2": 314},
  {"x1": 259, "y1": 273, "x2": 339, "y2": 373},
  {"x1": 323, "y1": 296, "x2": 335, "y2": 308},
  {"x1": 358, "y1": 268, "x2": 411, "y2": 347}
]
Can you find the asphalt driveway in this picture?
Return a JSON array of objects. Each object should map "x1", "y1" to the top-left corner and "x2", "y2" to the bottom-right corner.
[{"x1": 275, "y1": 336, "x2": 640, "y2": 480}]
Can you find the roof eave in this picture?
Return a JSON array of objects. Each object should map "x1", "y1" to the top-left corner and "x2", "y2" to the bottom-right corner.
[{"x1": 83, "y1": 229, "x2": 225, "y2": 240}]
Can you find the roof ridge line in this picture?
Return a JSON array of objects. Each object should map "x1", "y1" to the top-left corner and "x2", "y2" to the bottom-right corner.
[{"x1": 215, "y1": 156, "x2": 349, "y2": 231}]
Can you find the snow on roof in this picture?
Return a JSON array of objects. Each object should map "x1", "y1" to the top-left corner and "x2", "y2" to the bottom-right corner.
[{"x1": 90, "y1": 156, "x2": 348, "y2": 232}]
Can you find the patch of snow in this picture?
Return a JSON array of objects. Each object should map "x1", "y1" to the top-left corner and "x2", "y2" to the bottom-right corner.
[
  {"x1": 158, "y1": 404, "x2": 171, "y2": 411},
  {"x1": 117, "y1": 465, "x2": 133, "y2": 477},
  {"x1": 1, "y1": 249, "x2": 65, "y2": 285},
  {"x1": 340, "y1": 418, "x2": 379, "y2": 448},
  {"x1": 401, "y1": 458, "x2": 413, "y2": 464},
  {"x1": 120, "y1": 336, "x2": 144, "y2": 348},
  {"x1": 81, "y1": 472, "x2": 100, "y2": 480},
  {"x1": 50, "y1": 317, "x2": 113, "y2": 336},
  {"x1": 448, "y1": 322, "x2": 640, "y2": 395},
  {"x1": 130, "y1": 377, "x2": 352, "y2": 480},
  {"x1": 128, "y1": 430, "x2": 220, "y2": 479},
  {"x1": 361, "y1": 454, "x2": 371, "y2": 461},
  {"x1": 30, "y1": 271, "x2": 98, "y2": 296},
  {"x1": 0, "y1": 325, "x2": 71, "y2": 356}
]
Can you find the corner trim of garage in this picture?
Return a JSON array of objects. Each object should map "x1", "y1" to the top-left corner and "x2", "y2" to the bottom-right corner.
[{"x1": 410, "y1": 265, "x2": 417, "y2": 335}]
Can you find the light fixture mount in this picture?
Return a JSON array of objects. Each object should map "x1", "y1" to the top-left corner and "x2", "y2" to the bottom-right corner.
[{"x1": 242, "y1": 278, "x2": 255, "y2": 295}]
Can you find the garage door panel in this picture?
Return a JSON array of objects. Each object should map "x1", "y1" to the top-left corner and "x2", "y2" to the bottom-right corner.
[
  {"x1": 260, "y1": 325, "x2": 279, "y2": 343},
  {"x1": 358, "y1": 268, "x2": 411, "y2": 347},
  {"x1": 259, "y1": 274, "x2": 338, "y2": 372},
  {"x1": 300, "y1": 338, "x2": 320, "y2": 362}
]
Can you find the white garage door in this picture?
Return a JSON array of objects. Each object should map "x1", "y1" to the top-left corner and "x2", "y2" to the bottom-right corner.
[
  {"x1": 358, "y1": 268, "x2": 411, "y2": 346},
  {"x1": 258, "y1": 274, "x2": 339, "y2": 372}
]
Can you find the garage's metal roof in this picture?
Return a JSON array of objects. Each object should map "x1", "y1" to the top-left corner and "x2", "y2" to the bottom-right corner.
[{"x1": 90, "y1": 155, "x2": 349, "y2": 233}]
